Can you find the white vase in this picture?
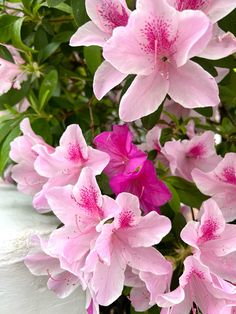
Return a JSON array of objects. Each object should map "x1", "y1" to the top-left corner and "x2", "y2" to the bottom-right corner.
[{"x1": 0, "y1": 183, "x2": 86, "y2": 314}]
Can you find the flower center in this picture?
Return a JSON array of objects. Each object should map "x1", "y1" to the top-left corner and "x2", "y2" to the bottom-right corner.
[
  {"x1": 67, "y1": 143, "x2": 83, "y2": 162},
  {"x1": 186, "y1": 144, "x2": 205, "y2": 159},
  {"x1": 97, "y1": 0, "x2": 129, "y2": 33},
  {"x1": 140, "y1": 17, "x2": 177, "y2": 75},
  {"x1": 221, "y1": 167, "x2": 236, "y2": 184},
  {"x1": 118, "y1": 210, "x2": 134, "y2": 228},
  {"x1": 174, "y1": 0, "x2": 210, "y2": 11},
  {"x1": 71, "y1": 186, "x2": 103, "y2": 217},
  {"x1": 199, "y1": 218, "x2": 219, "y2": 242}
]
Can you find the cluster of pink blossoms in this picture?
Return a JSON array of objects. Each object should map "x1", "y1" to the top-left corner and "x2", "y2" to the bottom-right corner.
[
  {"x1": 10, "y1": 115, "x2": 236, "y2": 313},
  {"x1": 7, "y1": 0, "x2": 236, "y2": 313}
]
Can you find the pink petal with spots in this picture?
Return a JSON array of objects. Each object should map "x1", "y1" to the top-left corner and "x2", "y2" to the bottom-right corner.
[
  {"x1": 168, "y1": 60, "x2": 220, "y2": 109},
  {"x1": 86, "y1": 0, "x2": 130, "y2": 34},
  {"x1": 69, "y1": 21, "x2": 108, "y2": 47},
  {"x1": 47, "y1": 271, "x2": 80, "y2": 298},
  {"x1": 93, "y1": 60, "x2": 127, "y2": 100},
  {"x1": 118, "y1": 211, "x2": 171, "y2": 247},
  {"x1": 162, "y1": 131, "x2": 221, "y2": 181},
  {"x1": 119, "y1": 72, "x2": 169, "y2": 122},
  {"x1": 103, "y1": 11, "x2": 156, "y2": 75},
  {"x1": 60, "y1": 124, "x2": 88, "y2": 160}
]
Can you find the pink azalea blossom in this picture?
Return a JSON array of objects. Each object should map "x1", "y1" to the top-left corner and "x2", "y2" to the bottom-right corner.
[
  {"x1": 167, "y1": 0, "x2": 236, "y2": 23},
  {"x1": 45, "y1": 167, "x2": 119, "y2": 280},
  {"x1": 102, "y1": 0, "x2": 219, "y2": 121},
  {"x1": 167, "y1": 0, "x2": 236, "y2": 61},
  {"x1": 162, "y1": 131, "x2": 221, "y2": 181},
  {"x1": 94, "y1": 124, "x2": 147, "y2": 177},
  {"x1": 181, "y1": 198, "x2": 236, "y2": 282},
  {"x1": 69, "y1": 0, "x2": 130, "y2": 100},
  {"x1": 10, "y1": 118, "x2": 53, "y2": 200},
  {"x1": 25, "y1": 235, "x2": 80, "y2": 298},
  {"x1": 192, "y1": 153, "x2": 236, "y2": 222},
  {"x1": 110, "y1": 159, "x2": 172, "y2": 214},
  {"x1": 157, "y1": 256, "x2": 236, "y2": 313},
  {"x1": 0, "y1": 44, "x2": 27, "y2": 95},
  {"x1": 83, "y1": 192, "x2": 172, "y2": 306},
  {"x1": 33, "y1": 124, "x2": 109, "y2": 210}
]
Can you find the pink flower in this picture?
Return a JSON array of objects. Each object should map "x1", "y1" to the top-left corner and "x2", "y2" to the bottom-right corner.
[
  {"x1": 83, "y1": 192, "x2": 172, "y2": 306},
  {"x1": 167, "y1": 1, "x2": 236, "y2": 60},
  {"x1": 181, "y1": 198, "x2": 236, "y2": 282},
  {"x1": 33, "y1": 124, "x2": 110, "y2": 210},
  {"x1": 94, "y1": 124, "x2": 147, "y2": 177},
  {"x1": 25, "y1": 235, "x2": 80, "y2": 298},
  {"x1": 157, "y1": 256, "x2": 236, "y2": 313},
  {"x1": 167, "y1": 0, "x2": 236, "y2": 23},
  {"x1": 10, "y1": 118, "x2": 53, "y2": 200},
  {"x1": 192, "y1": 153, "x2": 236, "y2": 222},
  {"x1": 110, "y1": 159, "x2": 172, "y2": 214},
  {"x1": 162, "y1": 131, "x2": 221, "y2": 181},
  {"x1": 102, "y1": 0, "x2": 219, "y2": 121},
  {"x1": 70, "y1": 0, "x2": 130, "y2": 100},
  {"x1": 45, "y1": 167, "x2": 119, "y2": 279},
  {"x1": 0, "y1": 45, "x2": 27, "y2": 95}
]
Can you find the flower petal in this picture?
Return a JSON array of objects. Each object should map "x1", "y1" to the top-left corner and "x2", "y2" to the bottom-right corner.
[
  {"x1": 93, "y1": 61, "x2": 127, "y2": 100},
  {"x1": 119, "y1": 73, "x2": 169, "y2": 122},
  {"x1": 69, "y1": 21, "x2": 108, "y2": 47},
  {"x1": 168, "y1": 61, "x2": 219, "y2": 109}
]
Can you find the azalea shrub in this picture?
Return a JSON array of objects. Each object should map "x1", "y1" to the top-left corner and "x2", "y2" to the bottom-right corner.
[{"x1": 1, "y1": 0, "x2": 236, "y2": 313}]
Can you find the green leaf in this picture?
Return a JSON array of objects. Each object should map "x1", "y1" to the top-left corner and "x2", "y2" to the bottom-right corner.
[
  {"x1": 0, "y1": 45, "x2": 14, "y2": 63},
  {"x1": 12, "y1": 17, "x2": 35, "y2": 52},
  {"x1": 165, "y1": 182, "x2": 180, "y2": 213},
  {"x1": 84, "y1": 46, "x2": 102, "y2": 75},
  {"x1": 38, "y1": 42, "x2": 60, "y2": 62},
  {"x1": 71, "y1": 0, "x2": 89, "y2": 26},
  {"x1": 194, "y1": 107, "x2": 213, "y2": 117},
  {"x1": 31, "y1": 118, "x2": 53, "y2": 144},
  {"x1": 46, "y1": 0, "x2": 65, "y2": 7},
  {"x1": 164, "y1": 176, "x2": 209, "y2": 208},
  {"x1": 39, "y1": 69, "x2": 58, "y2": 110},
  {"x1": 142, "y1": 103, "x2": 164, "y2": 130},
  {"x1": 0, "y1": 15, "x2": 18, "y2": 42},
  {"x1": 0, "y1": 125, "x2": 21, "y2": 175}
]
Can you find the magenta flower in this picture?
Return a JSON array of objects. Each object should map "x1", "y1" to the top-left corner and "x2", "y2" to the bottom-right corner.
[
  {"x1": 94, "y1": 124, "x2": 147, "y2": 177},
  {"x1": 158, "y1": 256, "x2": 236, "y2": 313},
  {"x1": 33, "y1": 124, "x2": 109, "y2": 211},
  {"x1": 25, "y1": 235, "x2": 80, "y2": 298},
  {"x1": 192, "y1": 153, "x2": 236, "y2": 222},
  {"x1": 83, "y1": 192, "x2": 172, "y2": 306},
  {"x1": 70, "y1": 0, "x2": 130, "y2": 100},
  {"x1": 162, "y1": 131, "x2": 221, "y2": 181},
  {"x1": 0, "y1": 45, "x2": 27, "y2": 95},
  {"x1": 102, "y1": 0, "x2": 219, "y2": 121},
  {"x1": 10, "y1": 118, "x2": 53, "y2": 202},
  {"x1": 110, "y1": 159, "x2": 171, "y2": 214},
  {"x1": 181, "y1": 199, "x2": 236, "y2": 282}
]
